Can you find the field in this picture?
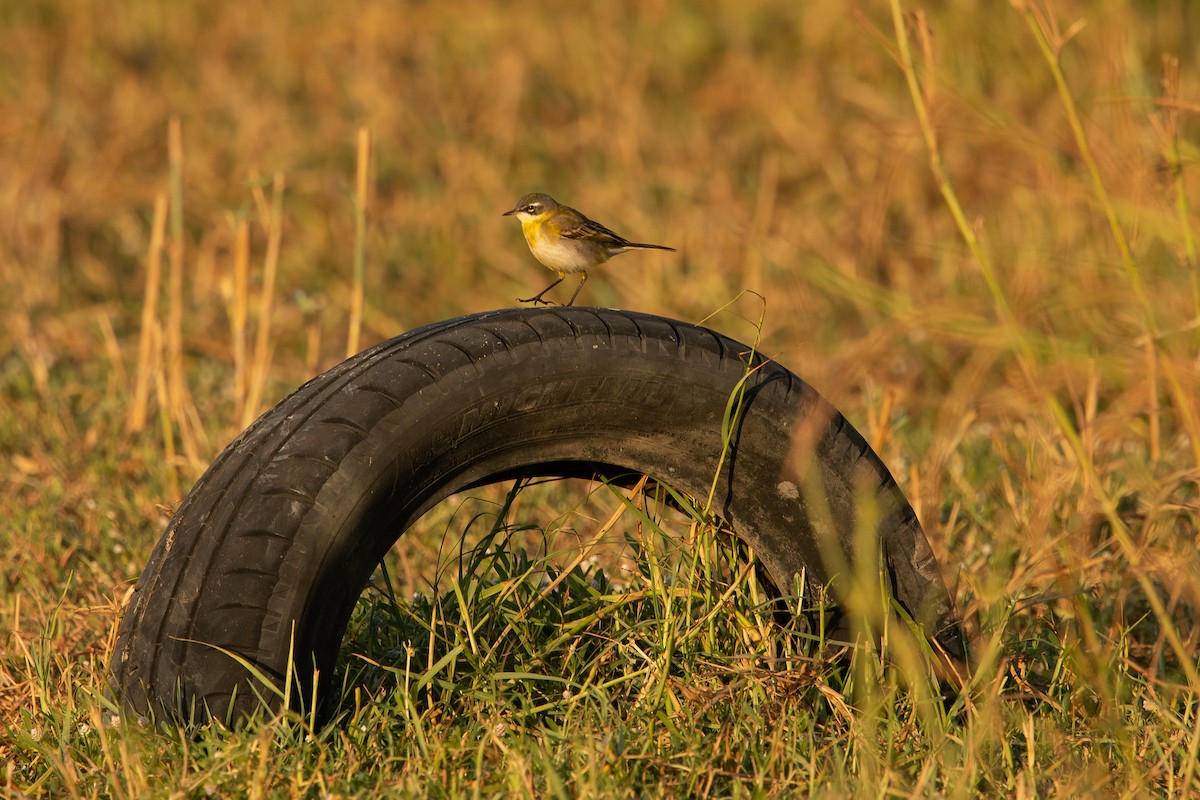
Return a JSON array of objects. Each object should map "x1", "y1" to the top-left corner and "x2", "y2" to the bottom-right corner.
[{"x1": 3, "y1": 0, "x2": 1200, "y2": 795}]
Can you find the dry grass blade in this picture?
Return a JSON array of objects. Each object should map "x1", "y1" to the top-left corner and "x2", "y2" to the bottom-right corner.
[
  {"x1": 127, "y1": 193, "x2": 169, "y2": 435},
  {"x1": 244, "y1": 173, "x2": 286, "y2": 429},
  {"x1": 348, "y1": 126, "x2": 372, "y2": 357}
]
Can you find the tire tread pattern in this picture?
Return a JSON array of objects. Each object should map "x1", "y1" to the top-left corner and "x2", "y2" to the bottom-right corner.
[{"x1": 111, "y1": 307, "x2": 963, "y2": 723}]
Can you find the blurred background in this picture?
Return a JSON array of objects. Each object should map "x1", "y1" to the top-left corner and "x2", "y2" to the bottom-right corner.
[{"x1": 2, "y1": 0, "x2": 1200, "y2": 781}]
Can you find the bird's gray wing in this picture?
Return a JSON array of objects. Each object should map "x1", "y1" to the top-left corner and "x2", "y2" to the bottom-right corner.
[{"x1": 557, "y1": 213, "x2": 630, "y2": 247}]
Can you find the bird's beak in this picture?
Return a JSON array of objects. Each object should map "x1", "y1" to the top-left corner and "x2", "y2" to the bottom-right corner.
[{"x1": 501, "y1": 207, "x2": 518, "y2": 217}]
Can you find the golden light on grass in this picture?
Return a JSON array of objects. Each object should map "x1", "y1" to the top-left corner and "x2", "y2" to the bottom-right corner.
[{"x1": 1, "y1": 0, "x2": 1198, "y2": 794}]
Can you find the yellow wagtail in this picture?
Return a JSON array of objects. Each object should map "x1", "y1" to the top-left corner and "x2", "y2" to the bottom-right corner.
[{"x1": 503, "y1": 192, "x2": 676, "y2": 306}]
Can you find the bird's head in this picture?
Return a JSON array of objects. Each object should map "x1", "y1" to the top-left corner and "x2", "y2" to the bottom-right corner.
[{"x1": 502, "y1": 193, "x2": 560, "y2": 222}]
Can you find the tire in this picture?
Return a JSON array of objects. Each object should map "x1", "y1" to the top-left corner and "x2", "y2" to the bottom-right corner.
[{"x1": 110, "y1": 307, "x2": 967, "y2": 724}]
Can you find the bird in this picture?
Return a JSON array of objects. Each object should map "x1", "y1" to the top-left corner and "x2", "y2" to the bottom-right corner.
[{"x1": 502, "y1": 192, "x2": 676, "y2": 306}]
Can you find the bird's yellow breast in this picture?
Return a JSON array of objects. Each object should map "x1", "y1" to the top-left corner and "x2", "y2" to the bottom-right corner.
[
  {"x1": 519, "y1": 215, "x2": 599, "y2": 274},
  {"x1": 519, "y1": 214, "x2": 557, "y2": 246}
]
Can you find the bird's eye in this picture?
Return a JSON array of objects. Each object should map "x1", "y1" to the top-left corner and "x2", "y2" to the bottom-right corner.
[{"x1": 525, "y1": 204, "x2": 539, "y2": 213}]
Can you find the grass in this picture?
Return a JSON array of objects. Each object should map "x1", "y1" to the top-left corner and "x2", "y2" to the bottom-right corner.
[{"x1": 2, "y1": 0, "x2": 1200, "y2": 795}]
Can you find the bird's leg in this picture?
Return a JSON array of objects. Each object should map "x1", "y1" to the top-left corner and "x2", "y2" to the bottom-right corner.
[
  {"x1": 565, "y1": 272, "x2": 588, "y2": 307},
  {"x1": 518, "y1": 276, "x2": 564, "y2": 305}
]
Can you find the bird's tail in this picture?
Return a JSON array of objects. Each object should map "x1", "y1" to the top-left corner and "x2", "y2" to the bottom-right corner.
[{"x1": 624, "y1": 242, "x2": 676, "y2": 252}]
